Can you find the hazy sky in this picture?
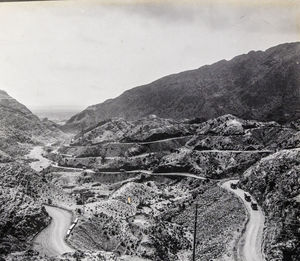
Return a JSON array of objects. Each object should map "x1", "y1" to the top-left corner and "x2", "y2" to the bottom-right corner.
[{"x1": 0, "y1": 0, "x2": 299, "y2": 112}]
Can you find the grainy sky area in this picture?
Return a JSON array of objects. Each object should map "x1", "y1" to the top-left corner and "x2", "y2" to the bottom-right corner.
[{"x1": 0, "y1": 0, "x2": 299, "y2": 112}]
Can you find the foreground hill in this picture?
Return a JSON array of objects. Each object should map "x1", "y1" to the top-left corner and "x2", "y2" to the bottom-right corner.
[
  {"x1": 64, "y1": 42, "x2": 300, "y2": 132},
  {"x1": 0, "y1": 90, "x2": 65, "y2": 156}
]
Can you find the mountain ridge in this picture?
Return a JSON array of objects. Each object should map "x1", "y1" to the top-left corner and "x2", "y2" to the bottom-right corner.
[{"x1": 64, "y1": 42, "x2": 300, "y2": 132}]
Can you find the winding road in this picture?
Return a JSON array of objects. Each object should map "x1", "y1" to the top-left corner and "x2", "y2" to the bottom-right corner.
[
  {"x1": 27, "y1": 146, "x2": 75, "y2": 256},
  {"x1": 33, "y1": 205, "x2": 74, "y2": 256},
  {"x1": 140, "y1": 172, "x2": 265, "y2": 261},
  {"x1": 30, "y1": 144, "x2": 264, "y2": 260},
  {"x1": 115, "y1": 170, "x2": 265, "y2": 260},
  {"x1": 222, "y1": 180, "x2": 265, "y2": 261}
]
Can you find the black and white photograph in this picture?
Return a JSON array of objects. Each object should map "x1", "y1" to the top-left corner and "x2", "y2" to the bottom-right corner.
[{"x1": 0, "y1": 0, "x2": 299, "y2": 261}]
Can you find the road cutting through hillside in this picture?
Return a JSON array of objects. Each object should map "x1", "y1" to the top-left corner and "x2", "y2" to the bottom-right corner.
[
  {"x1": 98, "y1": 170, "x2": 265, "y2": 261},
  {"x1": 142, "y1": 172, "x2": 265, "y2": 261},
  {"x1": 143, "y1": 172, "x2": 265, "y2": 261},
  {"x1": 33, "y1": 205, "x2": 74, "y2": 256},
  {"x1": 222, "y1": 180, "x2": 265, "y2": 261},
  {"x1": 33, "y1": 148, "x2": 264, "y2": 261}
]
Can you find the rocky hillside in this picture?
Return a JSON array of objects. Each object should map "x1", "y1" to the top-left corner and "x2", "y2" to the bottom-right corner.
[
  {"x1": 240, "y1": 149, "x2": 300, "y2": 261},
  {"x1": 64, "y1": 42, "x2": 300, "y2": 132},
  {"x1": 0, "y1": 163, "x2": 50, "y2": 255},
  {"x1": 0, "y1": 160, "x2": 75, "y2": 258},
  {"x1": 63, "y1": 176, "x2": 245, "y2": 261},
  {"x1": 0, "y1": 90, "x2": 71, "y2": 258},
  {"x1": 70, "y1": 115, "x2": 194, "y2": 146},
  {"x1": 0, "y1": 90, "x2": 65, "y2": 156},
  {"x1": 58, "y1": 114, "x2": 298, "y2": 179}
]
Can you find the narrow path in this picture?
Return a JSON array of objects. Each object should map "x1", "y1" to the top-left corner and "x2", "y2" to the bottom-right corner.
[
  {"x1": 222, "y1": 180, "x2": 265, "y2": 261},
  {"x1": 33, "y1": 205, "x2": 74, "y2": 256}
]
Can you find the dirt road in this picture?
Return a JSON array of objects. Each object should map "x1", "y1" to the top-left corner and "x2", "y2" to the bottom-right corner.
[
  {"x1": 33, "y1": 205, "x2": 74, "y2": 256},
  {"x1": 222, "y1": 180, "x2": 265, "y2": 261}
]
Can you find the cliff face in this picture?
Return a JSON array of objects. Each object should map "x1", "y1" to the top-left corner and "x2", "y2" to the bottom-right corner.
[
  {"x1": 64, "y1": 42, "x2": 300, "y2": 131},
  {"x1": 240, "y1": 149, "x2": 300, "y2": 261}
]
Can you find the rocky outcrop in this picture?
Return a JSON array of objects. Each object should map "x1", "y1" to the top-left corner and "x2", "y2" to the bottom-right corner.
[
  {"x1": 240, "y1": 149, "x2": 300, "y2": 261},
  {"x1": 64, "y1": 42, "x2": 300, "y2": 132}
]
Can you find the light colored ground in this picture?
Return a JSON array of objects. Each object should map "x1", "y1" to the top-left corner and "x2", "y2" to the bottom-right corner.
[
  {"x1": 33, "y1": 205, "x2": 75, "y2": 257},
  {"x1": 27, "y1": 146, "x2": 52, "y2": 171},
  {"x1": 222, "y1": 180, "x2": 265, "y2": 261}
]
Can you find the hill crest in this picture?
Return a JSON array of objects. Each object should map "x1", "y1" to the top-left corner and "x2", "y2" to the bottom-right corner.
[{"x1": 64, "y1": 42, "x2": 300, "y2": 131}]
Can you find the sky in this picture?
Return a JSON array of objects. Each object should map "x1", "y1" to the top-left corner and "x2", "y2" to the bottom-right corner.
[{"x1": 0, "y1": 0, "x2": 299, "y2": 113}]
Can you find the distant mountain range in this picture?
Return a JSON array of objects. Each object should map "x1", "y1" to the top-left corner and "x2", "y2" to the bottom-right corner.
[{"x1": 64, "y1": 42, "x2": 300, "y2": 132}]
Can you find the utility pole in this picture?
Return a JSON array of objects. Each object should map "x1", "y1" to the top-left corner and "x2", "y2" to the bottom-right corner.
[{"x1": 192, "y1": 203, "x2": 198, "y2": 261}]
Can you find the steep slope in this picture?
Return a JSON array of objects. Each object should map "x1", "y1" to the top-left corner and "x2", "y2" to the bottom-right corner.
[
  {"x1": 0, "y1": 90, "x2": 64, "y2": 156},
  {"x1": 0, "y1": 163, "x2": 50, "y2": 255},
  {"x1": 64, "y1": 42, "x2": 300, "y2": 132},
  {"x1": 240, "y1": 149, "x2": 300, "y2": 261}
]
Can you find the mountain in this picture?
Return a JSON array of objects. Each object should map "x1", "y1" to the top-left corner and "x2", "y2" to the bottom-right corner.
[
  {"x1": 0, "y1": 90, "x2": 64, "y2": 156},
  {"x1": 64, "y1": 42, "x2": 300, "y2": 132}
]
